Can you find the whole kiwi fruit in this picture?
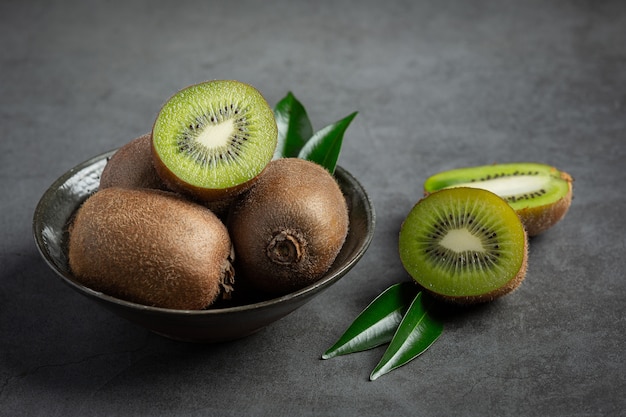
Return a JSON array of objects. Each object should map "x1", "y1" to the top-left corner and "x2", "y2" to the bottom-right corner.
[
  {"x1": 151, "y1": 80, "x2": 278, "y2": 205},
  {"x1": 399, "y1": 187, "x2": 528, "y2": 304},
  {"x1": 228, "y1": 158, "x2": 349, "y2": 295},
  {"x1": 68, "y1": 187, "x2": 235, "y2": 310},
  {"x1": 99, "y1": 133, "x2": 168, "y2": 191},
  {"x1": 423, "y1": 162, "x2": 573, "y2": 236}
]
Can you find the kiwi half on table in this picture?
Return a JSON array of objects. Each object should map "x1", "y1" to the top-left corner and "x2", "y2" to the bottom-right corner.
[
  {"x1": 423, "y1": 162, "x2": 573, "y2": 236},
  {"x1": 151, "y1": 80, "x2": 278, "y2": 204},
  {"x1": 399, "y1": 187, "x2": 528, "y2": 304}
]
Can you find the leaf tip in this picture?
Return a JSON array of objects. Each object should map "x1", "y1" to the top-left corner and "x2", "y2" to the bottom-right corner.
[
  {"x1": 369, "y1": 369, "x2": 383, "y2": 381},
  {"x1": 321, "y1": 348, "x2": 339, "y2": 360}
]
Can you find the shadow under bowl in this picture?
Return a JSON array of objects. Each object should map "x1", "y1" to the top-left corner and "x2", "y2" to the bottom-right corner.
[{"x1": 33, "y1": 149, "x2": 376, "y2": 343}]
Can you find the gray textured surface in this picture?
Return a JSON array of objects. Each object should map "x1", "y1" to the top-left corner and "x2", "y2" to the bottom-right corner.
[{"x1": 1, "y1": 0, "x2": 625, "y2": 416}]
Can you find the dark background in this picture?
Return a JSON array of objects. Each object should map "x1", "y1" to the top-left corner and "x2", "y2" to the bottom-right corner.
[{"x1": 1, "y1": 0, "x2": 624, "y2": 416}]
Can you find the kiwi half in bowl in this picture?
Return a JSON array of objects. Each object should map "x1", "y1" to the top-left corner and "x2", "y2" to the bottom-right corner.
[
  {"x1": 151, "y1": 80, "x2": 278, "y2": 203},
  {"x1": 399, "y1": 187, "x2": 528, "y2": 304},
  {"x1": 423, "y1": 162, "x2": 573, "y2": 236}
]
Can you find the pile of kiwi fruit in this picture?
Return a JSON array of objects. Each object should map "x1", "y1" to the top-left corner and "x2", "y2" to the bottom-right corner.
[
  {"x1": 67, "y1": 80, "x2": 349, "y2": 310},
  {"x1": 67, "y1": 78, "x2": 574, "y2": 311},
  {"x1": 399, "y1": 162, "x2": 573, "y2": 304}
]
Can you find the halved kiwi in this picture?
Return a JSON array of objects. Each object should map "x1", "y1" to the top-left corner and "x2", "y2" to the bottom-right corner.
[
  {"x1": 399, "y1": 187, "x2": 528, "y2": 304},
  {"x1": 151, "y1": 80, "x2": 278, "y2": 203},
  {"x1": 423, "y1": 162, "x2": 573, "y2": 236}
]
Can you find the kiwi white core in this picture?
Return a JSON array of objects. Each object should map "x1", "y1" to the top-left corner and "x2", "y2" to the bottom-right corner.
[
  {"x1": 440, "y1": 228, "x2": 483, "y2": 252},
  {"x1": 448, "y1": 175, "x2": 549, "y2": 199},
  {"x1": 196, "y1": 119, "x2": 234, "y2": 149}
]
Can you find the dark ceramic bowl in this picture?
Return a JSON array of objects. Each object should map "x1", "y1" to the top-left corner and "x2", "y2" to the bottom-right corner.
[{"x1": 33, "y1": 149, "x2": 375, "y2": 343}]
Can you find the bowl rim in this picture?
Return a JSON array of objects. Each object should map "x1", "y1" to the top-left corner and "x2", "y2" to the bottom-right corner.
[{"x1": 33, "y1": 148, "x2": 376, "y2": 316}]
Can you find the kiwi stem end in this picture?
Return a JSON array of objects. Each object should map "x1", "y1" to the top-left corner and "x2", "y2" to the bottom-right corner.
[{"x1": 267, "y1": 230, "x2": 304, "y2": 265}]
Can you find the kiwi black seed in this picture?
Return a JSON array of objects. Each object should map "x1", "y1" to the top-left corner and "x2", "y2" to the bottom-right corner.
[
  {"x1": 424, "y1": 162, "x2": 573, "y2": 236},
  {"x1": 227, "y1": 158, "x2": 349, "y2": 295},
  {"x1": 399, "y1": 187, "x2": 528, "y2": 304},
  {"x1": 67, "y1": 187, "x2": 235, "y2": 310},
  {"x1": 99, "y1": 133, "x2": 168, "y2": 191},
  {"x1": 151, "y1": 80, "x2": 278, "y2": 205}
]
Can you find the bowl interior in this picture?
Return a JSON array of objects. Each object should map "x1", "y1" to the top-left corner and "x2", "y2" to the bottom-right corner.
[{"x1": 33, "y1": 149, "x2": 375, "y2": 343}]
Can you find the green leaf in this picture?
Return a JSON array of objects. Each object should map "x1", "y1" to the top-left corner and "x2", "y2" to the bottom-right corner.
[
  {"x1": 298, "y1": 111, "x2": 357, "y2": 174},
  {"x1": 322, "y1": 282, "x2": 419, "y2": 359},
  {"x1": 370, "y1": 292, "x2": 443, "y2": 381},
  {"x1": 273, "y1": 92, "x2": 314, "y2": 159}
]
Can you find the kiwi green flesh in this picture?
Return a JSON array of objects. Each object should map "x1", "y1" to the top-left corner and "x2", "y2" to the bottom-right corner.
[
  {"x1": 152, "y1": 80, "x2": 278, "y2": 191},
  {"x1": 423, "y1": 162, "x2": 572, "y2": 212},
  {"x1": 399, "y1": 187, "x2": 527, "y2": 302}
]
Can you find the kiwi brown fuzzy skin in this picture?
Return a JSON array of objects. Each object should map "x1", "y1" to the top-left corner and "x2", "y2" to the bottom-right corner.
[
  {"x1": 227, "y1": 158, "x2": 349, "y2": 295},
  {"x1": 68, "y1": 187, "x2": 235, "y2": 310},
  {"x1": 99, "y1": 133, "x2": 168, "y2": 191}
]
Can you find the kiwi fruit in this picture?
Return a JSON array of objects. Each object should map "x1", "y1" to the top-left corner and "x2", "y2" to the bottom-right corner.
[
  {"x1": 423, "y1": 162, "x2": 573, "y2": 236},
  {"x1": 399, "y1": 187, "x2": 528, "y2": 304},
  {"x1": 99, "y1": 133, "x2": 168, "y2": 191},
  {"x1": 67, "y1": 187, "x2": 235, "y2": 310},
  {"x1": 228, "y1": 158, "x2": 349, "y2": 295},
  {"x1": 151, "y1": 80, "x2": 278, "y2": 205}
]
